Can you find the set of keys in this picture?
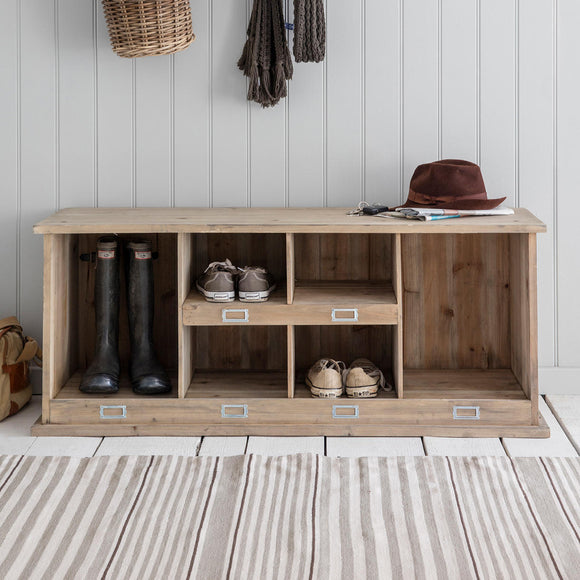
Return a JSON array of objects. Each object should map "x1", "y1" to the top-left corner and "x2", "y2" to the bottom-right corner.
[{"x1": 347, "y1": 201, "x2": 391, "y2": 216}]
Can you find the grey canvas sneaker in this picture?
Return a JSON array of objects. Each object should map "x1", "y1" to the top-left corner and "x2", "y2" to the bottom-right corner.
[
  {"x1": 238, "y1": 266, "x2": 276, "y2": 302},
  {"x1": 196, "y1": 259, "x2": 238, "y2": 302}
]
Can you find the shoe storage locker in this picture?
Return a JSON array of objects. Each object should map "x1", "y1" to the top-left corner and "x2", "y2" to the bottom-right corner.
[{"x1": 33, "y1": 207, "x2": 549, "y2": 437}]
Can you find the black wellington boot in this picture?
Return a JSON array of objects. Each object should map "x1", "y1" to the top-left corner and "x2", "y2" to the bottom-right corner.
[
  {"x1": 80, "y1": 236, "x2": 121, "y2": 394},
  {"x1": 126, "y1": 240, "x2": 172, "y2": 395}
]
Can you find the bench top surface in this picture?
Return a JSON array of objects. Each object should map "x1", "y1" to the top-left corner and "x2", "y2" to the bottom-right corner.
[{"x1": 34, "y1": 207, "x2": 546, "y2": 234}]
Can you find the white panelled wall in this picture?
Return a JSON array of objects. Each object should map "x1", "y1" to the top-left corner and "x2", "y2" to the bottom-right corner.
[{"x1": 0, "y1": 0, "x2": 578, "y2": 393}]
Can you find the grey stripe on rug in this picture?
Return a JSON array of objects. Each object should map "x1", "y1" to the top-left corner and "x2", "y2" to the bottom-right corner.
[{"x1": 0, "y1": 455, "x2": 578, "y2": 580}]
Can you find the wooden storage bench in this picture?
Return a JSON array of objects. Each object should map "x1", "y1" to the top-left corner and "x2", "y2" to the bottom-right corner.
[{"x1": 32, "y1": 207, "x2": 548, "y2": 437}]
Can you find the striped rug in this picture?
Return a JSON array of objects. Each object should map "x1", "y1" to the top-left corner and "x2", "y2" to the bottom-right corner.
[{"x1": 0, "y1": 455, "x2": 579, "y2": 579}]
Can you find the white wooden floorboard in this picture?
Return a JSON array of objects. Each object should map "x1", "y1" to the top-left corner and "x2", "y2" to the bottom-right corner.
[
  {"x1": 26, "y1": 437, "x2": 103, "y2": 457},
  {"x1": 423, "y1": 437, "x2": 506, "y2": 457},
  {"x1": 198, "y1": 437, "x2": 247, "y2": 456},
  {"x1": 246, "y1": 436, "x2": 324, "y2": 456},
  {"x1": 95, "y1": 437, "x2": 202, "y2": 456},
  {"x1": 502, "y1": 397, "x2": 578, "y2": 457},
  {"x1": 0, "y1": 396, "x2": 40, "y2": 455},
  {"x1": 326, "y1": 437, "x2": 425, "y2": 457},
  {"x1": 545, "y1": 395, "x2": 580, "y2": 454}
]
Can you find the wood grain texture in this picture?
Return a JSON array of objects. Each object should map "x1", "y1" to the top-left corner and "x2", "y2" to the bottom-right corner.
[
  {"x1": 392, "y1": 233, "x2": 403, "y2": 397},
  {"x1": 178, "y1": 233, "x2": 194, "y2": 396},
  {"x1": 510, "y1": 234, "x2": 539, "y2": 423},
  {"x1": 402, "y1": 233, "x2": 511, "y2": 369},
  {"x1": 183, "y1": 283, "x2": 397, "y2": 326},
  {"x1": 31, "y1": 417, "x2": 550, "y2": 439},
  {"x1": 33, "y1": 208, "x2": 547, "y2": 234},
  {"x1": 287, "y1": 326, "x2": 295, "y2": 398},
  {"x1": 286, "y1": 233, "x2": 295, "y2": 304}
]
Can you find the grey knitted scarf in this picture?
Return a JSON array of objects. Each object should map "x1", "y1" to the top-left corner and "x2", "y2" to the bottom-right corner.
[
  {"x1": 293, "y1": 0, "x2": 325, "y2": 63},
  {"x1": 238, "y1": 0, "x2": 293, "y2": 108}
]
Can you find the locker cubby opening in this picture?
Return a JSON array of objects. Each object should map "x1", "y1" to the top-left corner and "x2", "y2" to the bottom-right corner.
[
  {"x1": 292, "y1": 233, "x2": 397, "y2": 308},
  {"x1": 293, "y1": 325, "x2": 398, "y2": 399},
  {"x1": 185, "y1": 325, "x2": 289, "y2": 398},
  {"x1": 186, "y1": 233, "x2": 287, "y2": 303},
  {"x1": 54, "y1": 233, "x2": 178, "y2": 400},
  {"x1": 401, "y1": 232, "x2": 531, "y2": 401}
]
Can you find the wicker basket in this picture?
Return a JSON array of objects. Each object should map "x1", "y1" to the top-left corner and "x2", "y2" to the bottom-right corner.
[{"x1": 102, "y1": 0, "x2": 195, "y2": 58}]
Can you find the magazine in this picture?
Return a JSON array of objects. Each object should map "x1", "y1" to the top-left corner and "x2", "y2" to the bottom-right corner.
[{"x1": 376, "y1": 207, "x2": 514, "y2": 222}]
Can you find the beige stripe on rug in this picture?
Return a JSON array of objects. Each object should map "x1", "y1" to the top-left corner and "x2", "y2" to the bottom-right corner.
[{"x1": 0, "y1": 455, "x2": 578, "y2": 580}]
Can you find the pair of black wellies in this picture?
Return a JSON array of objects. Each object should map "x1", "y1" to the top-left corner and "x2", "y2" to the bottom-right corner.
[{"x1": 80, "y1": 236, "x2": 171, "y2": 395}]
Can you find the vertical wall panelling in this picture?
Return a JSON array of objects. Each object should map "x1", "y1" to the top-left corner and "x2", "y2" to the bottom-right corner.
[
  {"x1": 440, "y1": 0, "x2": 478, "y2": 161},
  {"x1": 364, "y1": 0, "x2": 402, "y2": 206},
  {"x1": 519, "y1": 0, "x2": 555, "y2": 367},
  {"x1": 19, "y1": 0, "x2": 57, "y2": 339},
  {"x1": 96, "y1": 3, "x2": 133, "y2": 206},
  {"x1": 250, "y1": 100, "x2": 286, "y2": 207},
  {"x1": 58, "y1": 0, "x2": 96, "y2": 209},
  {"x1": 211, "y1": 0, "x2": 248, "y2": 207},
  {"x1": 402, "y1": 0, "x2": 439, "y2": 191},
  {"x1": 0, "y1": 0, "x2": 19, "y2": 316},
  {"x1": 480, "y1": 0, "x2": 517, "y2": 207},
  {"x1": 557, "y1": 1, "x2": 580, "y2": 366},
  {"x1": 248, "y1": 0, "x2": 286, "y2": 207},
  {"x1": 174, "y1": 0, "x2": 210, "y2": 207},
  {"x1": 325, "y1": 0, "x2": 363, "y2": 206},
  {"x1": 287, "y1": 2, "x2": 325, "y2": 207},
  {"x1": 134, "y1": 56, "x2": 172, "y2": 207}
]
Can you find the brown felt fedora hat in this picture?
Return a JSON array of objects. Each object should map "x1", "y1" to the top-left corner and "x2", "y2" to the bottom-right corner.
[{"x1": 400, "y1": 159, "x2": 506, "y2": 210}]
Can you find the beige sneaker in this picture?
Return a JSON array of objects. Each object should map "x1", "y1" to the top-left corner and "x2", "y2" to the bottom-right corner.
[
  {"x1": 238, "y1": 266, "x2": 276, "y2": 302},
  {"x1": 344, "y1": 358, "x2": 389, "y2": 398},
  {"x1": 196, "y1": 259, "x2": 238, "y2": 302},
  {"x1": 306, "y1": 359, "x2": 346, "y2": 398}
]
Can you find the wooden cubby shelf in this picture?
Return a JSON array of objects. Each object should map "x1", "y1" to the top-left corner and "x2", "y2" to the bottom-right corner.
[{"x1": 32, "y1": 207, "x2": 549, "y2": 438}]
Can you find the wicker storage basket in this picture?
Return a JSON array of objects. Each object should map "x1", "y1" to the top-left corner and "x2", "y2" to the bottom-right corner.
[{"x1": 102, "y1": 0, "x2": 195, "y2": 58}]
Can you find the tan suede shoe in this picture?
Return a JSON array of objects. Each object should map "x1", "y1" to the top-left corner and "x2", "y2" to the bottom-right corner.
[
  {"x1": 344, "y1": 358, "x2": 389, "y2": 398},
  {"x1": 306, "y1": 358, "x2": 346, "y2": 398}
]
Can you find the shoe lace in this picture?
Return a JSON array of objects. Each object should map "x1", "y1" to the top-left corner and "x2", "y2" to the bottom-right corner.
[
  {"x1": 204, "y1": 259, "x2": 239, "y2": 274},
  {"x1": 312, "y1": 358, "x2": 346, "y2": 375},
  {"x1": 346, "y1": 358, "x2": 390, "y2": 390},
  {"x1": 239, "y1": 266, "x2": 267, "y2": 274}
]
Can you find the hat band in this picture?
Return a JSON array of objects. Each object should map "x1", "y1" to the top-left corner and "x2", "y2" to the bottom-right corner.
[{"x1": 409, "y1": 188, "x2": 487, "y2": 205}]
